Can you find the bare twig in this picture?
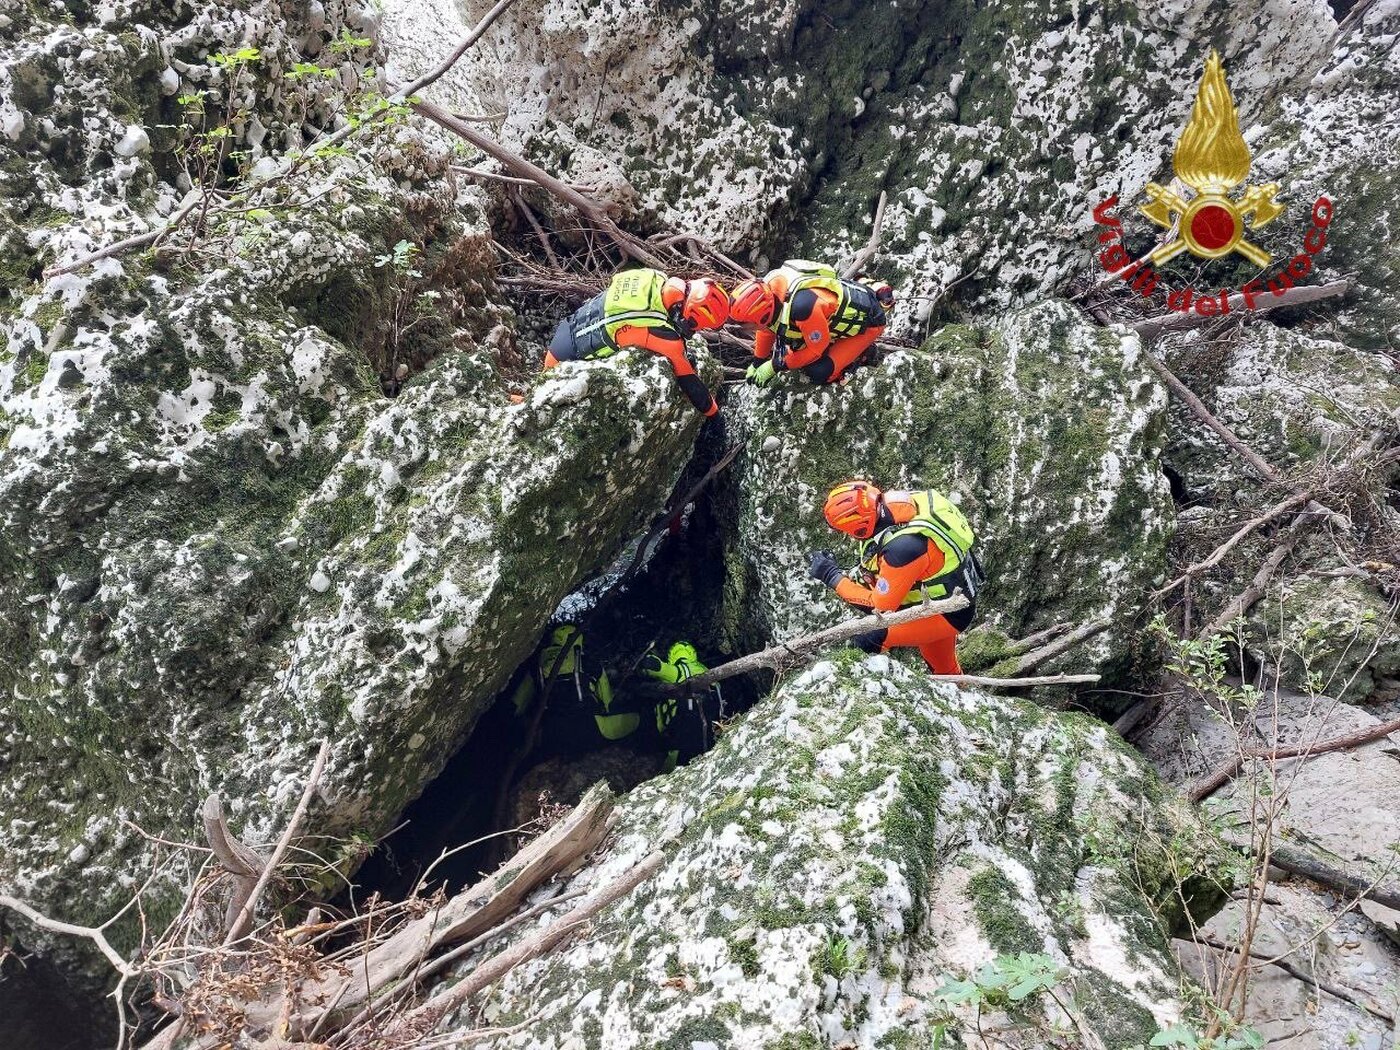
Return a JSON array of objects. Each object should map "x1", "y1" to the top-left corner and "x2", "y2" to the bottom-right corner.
[
  {"x1": 618, "y1": 443, "x2": 742, "y2": 584},
  {"x1": 841, "y1": 190, "x2": 888, "y2": 278},
  {"x1": 410, "y1": 98, "x2": 665, "y2": 268},
  {"x1": 929, "y1": 673, "x2": 1100, "y2": 688},
  {"x1": 223, "y1": 739, "x2": 330, "y2": 946},
  {"x1": 43, "y1": 196, "x2": 200, "y2": 278},
  {"x1": 392, "y1": 0, "x2": 520, "y2": 101},
  {"x1": 0, "y1": 895, "x2": 135, "y2": 976},
  {"x1": 1155, "y1": 491, "x2": 1314, "y2": 599}
]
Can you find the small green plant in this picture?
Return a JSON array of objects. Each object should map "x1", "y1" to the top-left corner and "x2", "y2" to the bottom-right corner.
[
  {"x1": 930, "y1": 952, "x2": 1074, "y2": 1044},
  {"x1": 375, "y1": 239, "x2": 421, "y2": 277},
  {"x1": 1136, "y1": 1018, "x2": 1264, "y2": 1050},
  {"x1": 820, "y1": 933, "x2": 866, "y2": 979}
]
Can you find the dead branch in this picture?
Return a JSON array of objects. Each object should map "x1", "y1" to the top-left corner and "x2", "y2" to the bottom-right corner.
[
  {"x1": 223, "y1": 739, "x2": 330, "y2": 947},
  {"x1": 929, "y1": 673, "x2": 1100, "y2": 688},
  {"x1": 1155, "y1": 490, "x2": 1314, "y2": 599},
  {"x1": 666, "y1": 595, "x2": 971, "y2": 692},
  {"x1": 1264, "y1": 841, "x2": 1400, "y2": 913},
  {"x1": 389, "y1": 851, "x2": 665, "y2": 1039},
  {"x1": 262, "y1": 783, "x2": 616, "y2": 1033},
  {"x1": 1196, "y1": 533, "x2": 1299, "y2": 641},
  {"x1": 1003, "y1": 621, "x2": 1073, "y2": 656},
  {"x1": 453, "y1": 166, "x2": 596, "y2": 193},
  {"x1": 201, "y1": 794, "x2": 264, "y2": 941},
  {"x1": 1133, "y1": 279, "x2": 1350, "y2": 341},
  {"x1": 841, "y1": 190, "x2": 888, "y2": 279},
  {"x1": 410, "y1": 98, "x2": 666, "y2": 268},
  {"x1": 392, "y1": 0, "x2": 520, "y2": 101},
  {"x1": 1139, "y1": 350, "x2": 1281, "y2": 485},
  {"x1": 0, "y1": 895, "x2": 134, "y2": 976},
  {"x1": 1187, "y1": 713, "x2": 1400, "y2": 802},
  {"x1": 1191, "y1": 932, "x2": 1395, "y2": 1022},
  {"x1": 1013, "y1": 617, "x2": 1110, "y2": 675},
  {"x1": 43, "y1": 196, "x2": 200, "y2": 279},
  {"x1": 511, "y1": 191, "x2": 561, "y2": 270}
]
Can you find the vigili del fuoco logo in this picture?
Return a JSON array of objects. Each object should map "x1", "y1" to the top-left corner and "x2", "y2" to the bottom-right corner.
[{"x1": 1092, "y1": 49, "x2": 1333, "y2": 316}]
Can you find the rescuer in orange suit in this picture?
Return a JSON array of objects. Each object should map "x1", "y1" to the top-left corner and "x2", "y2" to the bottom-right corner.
[
  {"x1": 544, "y1": 268, "x2": 729, "y2": 416},
  {"x1": 728, "y1": 260, "x2": 894, "y2": 386},
  {"x1": 810, "y1": 481, "x2": 983, "y2": 675}
]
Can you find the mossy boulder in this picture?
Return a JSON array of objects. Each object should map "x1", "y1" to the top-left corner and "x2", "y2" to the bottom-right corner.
[
  {"x1": 0, "y1": 0, "x2": 710, "y2": 979},
  {"x1": 443, "y1": 655, "x2": 1224, "y2": 1048},
  {"x1": 719, "y1": 300, "x2": 1173, "y2": 686}
]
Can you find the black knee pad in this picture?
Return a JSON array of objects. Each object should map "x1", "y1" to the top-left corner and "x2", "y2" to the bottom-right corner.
[
  {"x1": 550, "y1": 320, "x2": 579, "y2": 361},
  {"x1": 852, "y1": 628, "x2": 886, "y2": 655}
]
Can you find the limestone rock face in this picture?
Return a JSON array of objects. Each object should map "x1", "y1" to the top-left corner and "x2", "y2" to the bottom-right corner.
[
  {"x1": 0, "y1": 0, "x2": 705, "y2": 960},
  {"x1": 720, "y1": 300, "x2": 1172, "y2": 683},
  {"x1": 446, "y1": 656, "x2": 1222, "y2": 1049}
]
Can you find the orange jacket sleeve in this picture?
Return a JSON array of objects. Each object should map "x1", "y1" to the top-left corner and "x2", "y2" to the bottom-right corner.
[
  {"x1": 618, "y1": 326, "x2": 718, "y2": 416},
  {"x1": 752, "y1": 328, "x2": 776, "y2": 361}
]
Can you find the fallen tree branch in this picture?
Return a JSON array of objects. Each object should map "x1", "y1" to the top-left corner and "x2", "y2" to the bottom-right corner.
[
  {"x1": 201, "y1": 794, "x2": 264, "y2": 941},
  {"x1": 1196, "y1": 531, "x2": 1299, "y2": 641},
  {"x1": 43, "y1": 196, "x2": 200, "y2": 278},
  {"x1": 411, "y1": 98, "x2": 665, "y2": 268},
  {"x1": 269, "y1": 783, "x2": 617, "y2": 1035},
  {"x1": 1191, "y1": 932, "x2": 1394, "y2": 1023},
  {"x1": 1140, "y1": 350, "x2": 1281, "y2": 485},
  {"x1": 1154, "y1": 490, "x2": 1314, "y2": 599},
  {"x1": 1264, "y1": 840, "x2": 1400, "y2": 913},
  {"x1": 390, "y1": 851, "x2": 665, "y2": 1038},
  {"x1": 223, "y1": 739, "x2": 330, "y2": 947},
  {"x1": 841, "y1": 190, "x2": 888, "y2": 279},
  {"x1": 1132, "y1": 279, "x2": 1350, "y2": 340},
  {"x1": 667, "y1": 595, "x2": 971, "y2": 692},
  {"x1": 1013, "y1": 617, "x2": 1110, "y2": 675},
  {"x1": 928, "y1": 673, "x2": 1100, "y2": 688},
  {"x1": 0, "y1": 895, "x2": 134, "y2": 976},
  {"x1": 392, "y1": 0, "x2": 520, "y2": 101},
  {"x1": 453, "y1": 166, "x2": 597, "y2": 193},
  {"x1": 1187, "y1": 713, "x2": 1400, "y2": 802}
]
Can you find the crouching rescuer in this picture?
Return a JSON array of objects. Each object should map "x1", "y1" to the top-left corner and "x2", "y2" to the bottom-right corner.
[
  {"x1": 729, "y1": 260, "x2": 894, "y2": 386},
  {"x1": 810, "y1": 481, "x2": 983, "y2": 674},
  {"x1": 544, "y1": 267, "x2": 730, "y2": 416}
]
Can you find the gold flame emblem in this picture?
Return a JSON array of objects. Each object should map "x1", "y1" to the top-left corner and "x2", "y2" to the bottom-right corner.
[{"x1": 1140, "y1": 50, "x2": 1284, "y2": 266}]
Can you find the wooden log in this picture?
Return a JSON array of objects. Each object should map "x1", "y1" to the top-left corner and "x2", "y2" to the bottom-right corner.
[
  {"x1": 1132, "y1": 279, "x2": 1350, "y2": 341},
  {"x1": 269, "y1": 783, "x2": 617, "y2": 1033},
  {"x1": 667, "y1": 594, "x2": 971, "y2": 692},
  {"x1": 389, "y1": 851, "x2": 666, "y2": 1038},
  {"x1": 841, "y1": 190, "x2": 888, "y2": 278},
  {"x1": 1187, "y1": 713, "x2": 1400, "y2": 802}
]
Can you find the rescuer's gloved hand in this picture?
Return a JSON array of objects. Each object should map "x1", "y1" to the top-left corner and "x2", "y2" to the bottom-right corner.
[
  {"x1": 808, "y1": 550, "x2": 844, "y2": 588},
  {"x1": 747, "y1": 360, "x2": 777, "y2": 387}
]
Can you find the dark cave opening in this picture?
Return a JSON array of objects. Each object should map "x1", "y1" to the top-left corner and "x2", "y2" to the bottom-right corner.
[{"x1": 352, "y1": 434, "x2": 758, "y2": 899}]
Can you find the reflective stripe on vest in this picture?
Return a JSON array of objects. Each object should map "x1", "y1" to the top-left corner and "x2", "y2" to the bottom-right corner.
[
  {"x1": 860, "y1": 490, "x2": 976, "y2": 604},
  {"x1": 773, "y1": 261, "x2": 880, "y2": 343},
  {"x1": 572, "y1": 268, "x2": 673, "y2": 357}
]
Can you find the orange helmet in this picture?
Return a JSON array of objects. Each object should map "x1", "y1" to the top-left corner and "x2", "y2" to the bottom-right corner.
[
  {"x1": 823, "y1": 481, "x2": 883, "y2": 539},
  {"x1": 730, "y1": 278, "x2": 777, "y2": 327},
  {"x1": 683, "y1": 278, "x2": 730, "y2": 330}
]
